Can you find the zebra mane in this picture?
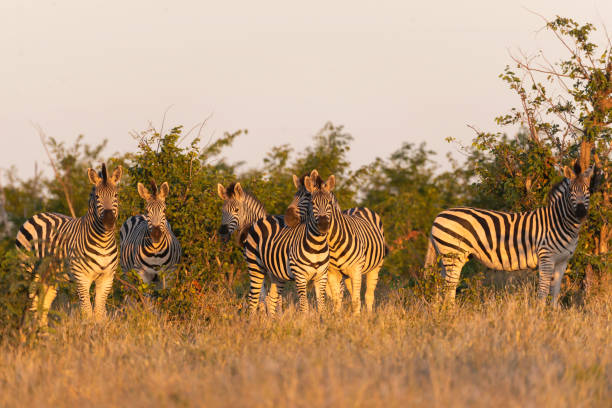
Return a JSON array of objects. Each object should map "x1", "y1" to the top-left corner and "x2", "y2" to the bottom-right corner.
[
  {"x1": 296, "y1": 174, "x2": 308, "y2": 188},
  {"x1": 225, "y1": 182, "x2": 240, "y2": 198},
  {"x1": 99, "y1": 163, "x2": 108, "y2": 183},
  {"x1": 226, "y1": 182, "x2": 264, "y2": 208},
  {"x1": 149, "y1": 180, "x2": 158, "y2": 196},
  {"x1": 547, "y1": 178, "x2": 570, "y2": 204},
  {"x1": 310, "y1": 174, "x2": 325, "y2": 189}
]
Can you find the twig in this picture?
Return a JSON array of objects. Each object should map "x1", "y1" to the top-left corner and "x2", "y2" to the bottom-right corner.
[
  {"x1": 158, "y1": 105, "x2": 174, "y2": 143},
  {"x1": 179, "y1": 112, "x2": 214, "y2": 146},
  {"x1": 115, "y1": 275, "x2": 147, "y2": 305},
  {"x1": 33, "y1": 124, "x2": 76, "y2": 218}
]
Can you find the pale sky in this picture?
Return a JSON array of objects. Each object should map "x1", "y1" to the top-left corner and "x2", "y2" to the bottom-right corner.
[{"x1": 2, "y1": 1, "x2": 611, "y2": 180}]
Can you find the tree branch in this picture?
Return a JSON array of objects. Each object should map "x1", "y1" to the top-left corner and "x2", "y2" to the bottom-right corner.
[{"x1": 33, "y1": 124, "x2": 76, "y2": 218}]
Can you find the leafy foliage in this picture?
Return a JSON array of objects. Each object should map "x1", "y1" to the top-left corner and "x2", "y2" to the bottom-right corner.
[
  {"x1": 0, "y1": 15, "x2": 610, "y2": 327},
  {"x1": 471, "y1": 15, "x2": 612, "y2": 290}
]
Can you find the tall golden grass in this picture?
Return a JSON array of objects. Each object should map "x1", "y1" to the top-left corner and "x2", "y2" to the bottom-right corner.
[{"x1": 1, "y1": 283, "x2": 610, "y2": 408}]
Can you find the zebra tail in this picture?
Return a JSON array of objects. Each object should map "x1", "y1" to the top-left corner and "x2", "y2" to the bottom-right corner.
[
  {"x1": 424, "y1": 236, "x2": 437, "y2": 269},
  {"x1": 384, "y1": 244, "x2": 390, "y2": 257}
]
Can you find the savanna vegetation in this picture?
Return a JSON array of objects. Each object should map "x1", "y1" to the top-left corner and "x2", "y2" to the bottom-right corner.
[{"x1": 0, "y1": 15, "x2": 611, "y2": 407}]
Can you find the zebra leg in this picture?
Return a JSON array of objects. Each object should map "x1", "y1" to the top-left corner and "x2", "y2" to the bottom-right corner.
[
  {"x1": 266, "y1": 281, "x2": 284, "y2": 317},
  {"x1": 295, "y1": 275, "x2": 309, "y2": 313},
  {"x1": 76, "y1": 276, "x2": 94, "y2": 319},
  {"x1": 93, "y1": 272, "x2": 115, "y2": 321},
  {"x1": 325, "y1": 278, "x2": 333, "y2": 299},
  {"x1": 314, "y1": 273, "x2": 328, "y2": 312},
  {"x1": 551, "y1": 260, "x2": 568, "y2": 308},
  {"x1": 258, "y1": 281, "x2": 268, "y2": 313},
  {"x1": 441, "y1": 254, "x2": 465, "y2": 303},
  {"x1": 39, "y1": 284, "x2": 58, "y2": 328},
  {"x1": 344, "y1": 275, "x2": 353, "y2": 298},
  {"x1": 364, "y1": 266, "x2": 381, "y2": 313},
  {"x1": 28, "y1": 276, "x2": 58, "y2": 328},
  {"x1": 349, "y1": 268, "x2": 363, "y2": 315},
  {"x1": 326, "y1": 268, "x2": 343, "y2": 312},
  {"x1": 536, "y1": 252, "x2": 554, "y2": 304},
  {"x1": 246, "y1": 261, "x2": 266, "y2": 314}
]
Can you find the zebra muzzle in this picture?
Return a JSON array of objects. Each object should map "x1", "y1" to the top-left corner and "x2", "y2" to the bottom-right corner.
[
  {"x1": 218, "y1": 225, "x2": 231, "y2": 242},
  {"x1": 102, "y1": 210, "x2": 116, "y2": 230},
  {"x1": 317, "y1": 217, "x2": 330, "y2": 234},
  {"x1": 151, "y1": 226, "x2": 162, "y2": 243},
  {"x1": 575, "y1": 203, "x2": 587, "y2": 219}
]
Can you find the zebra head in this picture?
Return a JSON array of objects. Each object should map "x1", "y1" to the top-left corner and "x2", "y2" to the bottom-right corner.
[
  {"x1": 285, "y1": 170, "x2": 335, "y2": 234},
  {"x1": 87, "y1": 163, "x2": 122, "y2": 231},
  {"x1": 217, "y1": 182, "x2": 246, "y2": 242},
  {"x1": 563, "y1": 161, "x2": 595, "y2": 220},
  {"x1": 137, "y1": 180, "x2": 170, "y2": 244}
]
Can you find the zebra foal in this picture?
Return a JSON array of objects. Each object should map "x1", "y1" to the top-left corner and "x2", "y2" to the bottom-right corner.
[
  {"x1": 120, "y1": 180, "x2": 181, "y2": 284},
  {"x1": 16, "y1": 163, "x2": 122, "y2": 326},
  {"x1": 425, "y1": 161, "x2": 596, "y2": 307}
]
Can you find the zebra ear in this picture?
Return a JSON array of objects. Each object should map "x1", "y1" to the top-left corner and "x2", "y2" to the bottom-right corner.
[
  {"x1": 138, "y1": 183, "x2": 152, "y2": 201},
  {"x1": 158, "y1": 182, "x2": 170, "y2": 200},
  {"x1": 563, "y1": 165, "x2": 575, "y2": 180},
  {"x1": 234, "y1": 182, "x2": 245, "y2": 200},
  {"x1": 217, "y1": 184, "x2": 227, "y2": 200},
  {"x1": 88, "y1": 168, "x2": 101, "y2": 185},
  {"x1": 304, "y1": 176, "x2": 315, "y2": 193},
  {"x1": 292, "y1": 174, "x2": 301, "y2": 189},
  {"x1": 582, "y1": 164, "x2": 595, "y2": 180},
  {"x1": 110, "y1": 166, "x2": 123, "y2": 184},
  {"x1": 323, "y1": 175, "x2": 336, "y2": 192}
]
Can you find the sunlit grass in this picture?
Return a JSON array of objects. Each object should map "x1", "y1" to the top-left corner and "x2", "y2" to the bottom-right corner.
[{"x1": 1, "y1": 283, "x2": 610, "y2": 407}]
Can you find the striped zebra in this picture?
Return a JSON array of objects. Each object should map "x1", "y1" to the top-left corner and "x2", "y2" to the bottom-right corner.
[
  {"x1": 425, "y1": 162, "x2": 595, "y2": 307},
  {"x1": 285, "y1": 170, "x2": 387, "y2": 315},
  {"x1": 243, "y1": 170, "x2": 331, "y2": 315},
  {"x1": 16, "y1": 163, "x2": 122, "y2": 327},
  {"x1": 120, "y1": 181, "x2": 181, "y2": 284},
  {"x1": 217, "y1": 182, "x2": 267, "y2": 244},
  {"x1": 218, "y1": 180, "x2": 347, "y2": 312},
  {"x1": 217, "y1": 181, "x2": 274, "y2": 310}
]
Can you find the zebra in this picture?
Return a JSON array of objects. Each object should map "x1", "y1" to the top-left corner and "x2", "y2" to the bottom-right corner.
[
  {"x1": 217, "y1": 182, "x2": 267, "y2": 245},
  {"x1": 285, "y1": 170, "x2": 387, "y2": 315},
  {"x1": 424, "y1": 162, "x2": 595, "y2": 307},
  {"x1": 217, "y1": 180, "x2": 346, "y2": 312},
  {"x1": 217, "y1": 181, "x2": 275, "y2": 310},
  {"x1": 120, "y1": 180, "x2": 181, "y2": 285},
  {"x1": 15, "y1": 163, "x2": 122, "y2": 327},
  {"x1": 243, "y1": 170, "x2": 331, "y2": 315}
]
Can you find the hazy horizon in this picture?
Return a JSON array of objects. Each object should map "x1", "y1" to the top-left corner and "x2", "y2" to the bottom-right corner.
[{"x1": 2, "y1": 1, "x2": 611, "y2": 180}]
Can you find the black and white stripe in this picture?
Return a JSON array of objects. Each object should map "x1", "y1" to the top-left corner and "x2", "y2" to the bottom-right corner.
[
  {"x1": 243, "y1": 170, "x2": 331, "y2": 315},
  {"x1": 425, "y1": 162, "x2": 595, "y2": 306},
  {"x1": 15, "y1": 163, "x2": 123, "y2": 326},
  {"x1": 120, "y1": 181, "x2": 181, "y2": 284},
  {"x1": 217, "y1": 182, "x2": 267, "y2": 244},
  {"x1": 286, "y1": 170, "x2": 387, "y2": 315},
  {"x1": 217, "y1": 181, "x2": 272, "y2": 309}
]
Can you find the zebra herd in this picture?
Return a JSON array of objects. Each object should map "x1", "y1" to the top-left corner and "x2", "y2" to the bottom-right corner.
[
  {"x1": 15, "y1": 160, "x2": 596, "y2": 328},
  {"x1": 16, "y1": 164, "x2": 181, "y2": 327}
]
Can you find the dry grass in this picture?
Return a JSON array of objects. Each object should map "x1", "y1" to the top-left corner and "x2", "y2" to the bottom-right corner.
[{"x1": 1, "y1": 284, "x2": 611, "y2": 408}]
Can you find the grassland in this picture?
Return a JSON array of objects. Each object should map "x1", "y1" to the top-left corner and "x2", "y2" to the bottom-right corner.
[{"x1": 0, "y1": 282, "x2": 611, "y2": 408}]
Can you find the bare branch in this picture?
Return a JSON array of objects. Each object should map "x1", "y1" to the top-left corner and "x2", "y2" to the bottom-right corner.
[
  {"x1": 525, "y1": 9, "x2": 591, "y2": 79},
  {"x1": 179, "y1": 112, "x2": 214, "y2": 146},
  {"x1": 33, "y1": 124, "x2": 76, "y2": 218},
  {"x1": 115, "y1": 275, "x2": 148, "y2": 305},
  {"x1": 158, "y1": 105, "x2": 174, "y2": 142}
]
